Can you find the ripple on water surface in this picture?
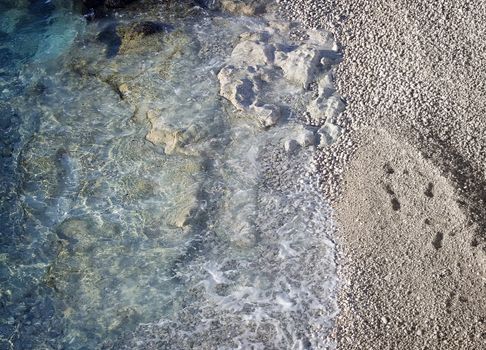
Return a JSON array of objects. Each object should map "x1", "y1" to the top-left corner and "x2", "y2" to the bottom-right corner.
[{"x1": 0, "y1": 2, "x2": 341, "y2": 349}]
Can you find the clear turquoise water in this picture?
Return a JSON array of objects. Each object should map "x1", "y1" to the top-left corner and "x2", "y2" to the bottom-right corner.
[{"x1": 0, "y1": 2, "x2": 338, "y2": 349}]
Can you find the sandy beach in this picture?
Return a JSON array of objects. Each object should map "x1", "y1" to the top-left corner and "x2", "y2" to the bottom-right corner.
[{"x1": 280, "y1": 0, "x2": 486, "y2": 348}]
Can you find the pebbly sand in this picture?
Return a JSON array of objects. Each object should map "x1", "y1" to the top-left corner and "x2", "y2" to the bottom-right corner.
[{"x1": 279, "y1": 0, "x2": 486, "y2": 348}]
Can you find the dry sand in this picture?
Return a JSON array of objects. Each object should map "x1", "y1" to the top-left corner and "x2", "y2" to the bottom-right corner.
[
  {"x1": 278, "y1": 0, "x2": 486, "y2": 348},
  {"x1": 333, "y1": 127, "x2": 485, "y2": 348}
]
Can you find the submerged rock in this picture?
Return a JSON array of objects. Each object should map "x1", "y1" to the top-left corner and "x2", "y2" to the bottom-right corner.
[
  {"x1": 82, "y1": 0, "x2": 104, "y2": 7},
  {"x1": 118, "y1": 21, "x2": 170, "y2": 54},
  {"x1": 220, "y1": 0, "x2": 267, "y2": 16},
  {"x1": 166, "y1": 200, "x2": 195, "y2": 228},
  {"x1": 130, "y1": 21, "x2": 168, "y2": 36},
  {"x1": 145, "y1": 110, "x2": 210, "y2": 155},
  {"x1": 0, "y1": 9, "x2": 24, "y2": 34},
  {"x1": 97, "y1": 23, "x2": 121, "y2": 57},
  {"x1": 105, "y1": 0, "x2": 138, "y2": 8},
  {"x1": 79, "y1": 0, "x2": 139, "y2": 20}
]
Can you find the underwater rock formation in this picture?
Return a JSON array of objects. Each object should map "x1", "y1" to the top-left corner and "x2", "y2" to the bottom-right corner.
[
  {"x1": 118, "y1": 21, "x2": 170, "y2": 53},
  {"x1": 105, "y1": 0, "x2": 138, "y2": 9}
]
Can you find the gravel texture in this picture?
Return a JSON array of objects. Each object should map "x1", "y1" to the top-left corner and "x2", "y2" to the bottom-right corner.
[{"x1": 278, "y1": 0, "x2": 486, "y2": 348}]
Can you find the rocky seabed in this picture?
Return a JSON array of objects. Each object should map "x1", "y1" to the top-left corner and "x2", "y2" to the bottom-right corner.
[{"x1": 0, "y1": 1, "x2": 346, "y2": 349}]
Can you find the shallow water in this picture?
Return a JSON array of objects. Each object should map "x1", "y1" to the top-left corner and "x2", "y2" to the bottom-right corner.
[{"x1": 0, "y1": 2, "x2": 340, "y2": 349}]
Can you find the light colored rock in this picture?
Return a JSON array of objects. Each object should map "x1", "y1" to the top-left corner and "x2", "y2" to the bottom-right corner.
[
  {"x1": 145, "y1": 110, "x2": 208, "y2": 155},
  {"x1": 220, "y1": 0, "x2": 266, "y2": 16},
  {"x1": 296, "y1": 127, "x2": 316, "y2": 147},
  {"x1": 308, "y1": 95, "x2": 346, "y2": 123},
  {"x1": 267, "y1": 20, "x2": 291, "y2": 33},
  {"x1": 275, "y1": 45, "x2": 322, "y2": 89},
  {"x1": 251, "y1": 103, "x2": 280, "y2": 127},
  {"x1": 284, "y1": 139, "x2": 300, "y2": 154},
  {"x1": 218, "y1": 24, "x2": 341, "y2": 130},
  {"x1": 118, "y1": 83, "x2": 130, "y2": 96},
  {"x1": 167, "y1": 203, "x2": 193, "y2": 228},
  {"x1": 218, "y1": 65, "x2": 281, "y2": 127},
  {"x1": 239, "y1": 32, "x2": 266, "y2": 41},
  {"x1": 317, "y1": 72, "x2": 335, "y2": 98},
  {"x1": 307, "y1": 98, "x2": 326, "y2": 122},
  {"x1": 306, "y1": 28, "x2": 337, "y2": 50},
  {"x1": 324, "y1": 95, "x2": 346, "y2": 120},
  {"x1": 231, "y1": 40, "x2": 274, "y2": 66},
  {"x1": 218, "y1": 65, "x2": 259, "y2": 110},
  {"x1": 318, "y1": 123, "x2": 342, "y2": 147}
]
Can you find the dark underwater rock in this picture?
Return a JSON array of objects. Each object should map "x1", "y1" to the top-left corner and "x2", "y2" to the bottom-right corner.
[
  {"x1": 0, "y1": 48, "x2": 17, "y2": 68},
  {"x1": 97, "y1": 23, "x2": 121, "y2": 58},
  {"x1": 194, "y1": 0, "x2": 219, "y2": 9},
  {"x1": 79, "y1": 0, "x2": 106, "y2": 20},
  {"x1": 131, "y1": 21, "x2": 168, "y2": 36},
  {"x1": 78, "y1": 0, "x2": 139, "y2": 10},
  {"x1": 82, "y1": 0, "x2": 104, "y2": 7},
  {"x1": 104, "y1": 0, "x2": 138, "y2": 8},
  {"x1": 118, "y1": 21, "x2": 172, "y2": 54}
]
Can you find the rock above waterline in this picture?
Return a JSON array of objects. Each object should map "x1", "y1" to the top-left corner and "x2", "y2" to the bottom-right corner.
[
  {"x1": 218, "y1": 65, "x2": 280, "y2": 127},
  {"x1": 216, "y1": 19, "x2": 344, "y2": 131},
  {"x1": 296, "y1": 127, "x2": 316, "y2": 147},
  {"x1": 274, "y1": 45, "x2": 322, "y2": 90},
  {"x1": 252, "y1": 104, "x2": 280, "y2": 127},
  {"x1": 318, "y1": 123, "x2": 342, "y2": 147},
  {"x1": 218, "y1": 65, "x2": 258, "y2": 110},
  {"x1": 307, "y1": 95, "x2": 346, "y2": 123},
  {"x1": 231, "y1": 40, "x2": 274, "y2": 66}
]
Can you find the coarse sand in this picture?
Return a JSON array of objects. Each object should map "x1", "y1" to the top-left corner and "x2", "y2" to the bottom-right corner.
[
  {"x1": 277, "y1": 0, "x2": 486, "y2": 348},
  {"x1": 333, "y1": 127, "x2": 485, "y2": 349}
]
